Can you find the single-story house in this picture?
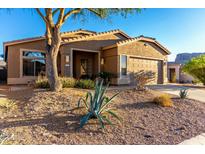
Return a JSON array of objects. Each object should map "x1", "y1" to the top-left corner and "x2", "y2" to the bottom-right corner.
[
  {"x1": 3, "y1": 29, "x2": 170, "y2": 85},
  {"x1": 167, "y1": 53, "x2": 204, "y2": 83}
]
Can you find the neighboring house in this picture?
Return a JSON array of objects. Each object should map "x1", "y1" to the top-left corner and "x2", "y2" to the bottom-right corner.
[
  {"x1": 0, "y1": 59, "x2": 6, "y2": 69},
  {"x1": 167, "y1": 53, "x2": 205, "y2": 83},
  {"x1": 3, "y1": 29, "x2": 170, "y2": 85},
  {"x1": 0, "y1": 59, "x2": 7, "y2": 82}
]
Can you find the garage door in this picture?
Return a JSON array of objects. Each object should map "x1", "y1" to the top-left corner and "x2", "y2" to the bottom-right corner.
[{"x1": 129, "y1": 57, "x2": 163, "y2": 84}]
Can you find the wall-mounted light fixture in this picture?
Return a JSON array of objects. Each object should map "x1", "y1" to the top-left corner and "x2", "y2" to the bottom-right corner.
[
  {"x1": 144, "y1": 43, "x2": 149, "y2": 47},
  {"x1": 101, "y1": 58, "x2": 105, "y2": 65},
  {"x1": 65, "y1": 55, "x2": 70, "y2": 63}
]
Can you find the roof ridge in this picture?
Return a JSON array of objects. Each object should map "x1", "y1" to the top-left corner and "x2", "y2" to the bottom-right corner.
[
  {"x1": 61, "y1": 29, "x2": 96, "y2": 35},
  {"x1": 116, "y1": 36, "x2": 140, "y2": 45},
  {"x1": 103, "y1": 35, "x2": 170, "y2": 54},
  {"x1": 3, "y1": 36, "x2": 45, "y2": 45},
  {"x1": 63, "y1": 29, "x2": 121, "y2": 43},
  {"x1": 138, "y1": 35, "x2": 156, "y2": 40},
  {"x1": 4, "y1": 29, "x2": 97, "y2": 45},
  {"x1": 116, "y1": 35, "x2": 157, "y2": 46}
]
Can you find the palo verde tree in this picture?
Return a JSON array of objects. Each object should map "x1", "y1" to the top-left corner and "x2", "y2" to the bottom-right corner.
[
  {"x1": 35, "y1": 8, "x2": 141, "y2": 91},
  {"x1": 182, "y1": 54, "x2": 205, "y2": 85}
]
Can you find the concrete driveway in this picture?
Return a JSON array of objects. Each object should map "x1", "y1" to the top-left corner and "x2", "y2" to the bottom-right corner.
[{"x1": 148, "y1": 84, "x2": 205, "y2": 103}]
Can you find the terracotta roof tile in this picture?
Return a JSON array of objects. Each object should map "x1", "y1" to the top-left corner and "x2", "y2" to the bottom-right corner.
[
  {"x1": 102, "y1": 35, "x2": 170, "y2": 54},
  {"x1": 62, "y1": 29, "x2": 130, "y2": 44},
  {"x1": 3, "y1": 29, "x2": 97, "y2": 46}
]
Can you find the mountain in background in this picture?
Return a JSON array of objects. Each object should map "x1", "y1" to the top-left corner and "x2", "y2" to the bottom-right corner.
[{"x1": 175, "y1": 52, "x2": 205, "y2": 64}]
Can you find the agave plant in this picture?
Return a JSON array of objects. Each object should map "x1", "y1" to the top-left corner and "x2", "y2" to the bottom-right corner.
[
  {"x1": 0, "y1": 130, "x2": 13, "y2": 144},
  {"x1": 179, "y1": 89, "x2": 188, "y2": 99},
  {"x1": 77, "y1": 79, "x2": 122, "y2": 129}
]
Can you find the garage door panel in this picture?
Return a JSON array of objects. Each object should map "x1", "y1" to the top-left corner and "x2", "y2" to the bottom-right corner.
[{"x1": 129, "y1": 57, "x2": 163, "y2": 84}]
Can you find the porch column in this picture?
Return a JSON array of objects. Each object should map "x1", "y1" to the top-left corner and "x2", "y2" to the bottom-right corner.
[
  {"x1": 70, "y1": 49, "x2": 73, "y2": 77},
  {"x1": 98, "y1": 52, "x2": 101, "y2": 73},
  {"x1": 62, "y1": 49, "x2": 73, "y2": 77}
]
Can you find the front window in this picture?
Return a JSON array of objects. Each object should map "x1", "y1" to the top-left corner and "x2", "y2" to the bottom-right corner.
[
  {"x1": 22, "y1": 51, "x2": 46, "y2": 76},
  {"x1": 121, "y1": 55, "x2": 127, "y2": 76}
]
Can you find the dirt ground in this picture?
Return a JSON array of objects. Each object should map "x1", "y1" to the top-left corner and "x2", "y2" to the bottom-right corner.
[{"x1": 0, "y1": 85, "x2": 205, "y2": 145}]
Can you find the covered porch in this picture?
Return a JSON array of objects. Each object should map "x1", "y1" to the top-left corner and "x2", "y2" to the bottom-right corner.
[{"x1": 63, "y1": 48, "x2": 101, "y2": 79}]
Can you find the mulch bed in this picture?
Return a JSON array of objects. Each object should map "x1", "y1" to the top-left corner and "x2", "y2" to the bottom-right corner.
[{"x1": 0, "y1": 87, "x2": 205, "y2": 144}]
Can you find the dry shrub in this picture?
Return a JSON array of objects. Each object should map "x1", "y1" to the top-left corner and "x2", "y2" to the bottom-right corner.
[
  {"x1": 60, "y1": 77, "x2": 76, "y2": 88},
  {"x1": 134, "y1": 70, "x2": 156, "y2": 90},
  {"x1": 153, "y1": 94, "x2": 173, "y2": 107},
  {"x1": 35, "y1": 76, "x2": 94, "y2": 89},
  {"x1": 0, "y1": 98, "x2": 17, "y2": 110}
]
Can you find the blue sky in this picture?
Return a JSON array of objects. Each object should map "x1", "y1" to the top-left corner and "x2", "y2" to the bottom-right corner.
[{"x1": 0, "y1": 8, "x2": 205, "y2": 61}]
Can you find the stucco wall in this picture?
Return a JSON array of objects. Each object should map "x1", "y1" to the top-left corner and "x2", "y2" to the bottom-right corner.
[
  {"x1": 61, "y1": 33, "x2": 124, "y2": 53},
  {"x1": 118, "y1": 41, "x2": 167, "y2": 59},
  {"x1": 60, "y1": 33, "x2": 124, "y2": 77},
  {"x1": 117, "y1": 41, "x2": 168, "y2": 84},
  {"x1": 6, "y1": 33, "x2": 169, "y2": 85},
  {"x1": 7, "y1": 40, "x2": 47, "y2": 84},
  {"x1": 167, "y1": 64, "x2": 180, "y2": 82}
]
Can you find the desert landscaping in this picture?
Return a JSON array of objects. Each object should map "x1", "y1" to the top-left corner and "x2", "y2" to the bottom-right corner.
[{"x1": 0, "y1": 85, "x2": 204, "y2": 145}]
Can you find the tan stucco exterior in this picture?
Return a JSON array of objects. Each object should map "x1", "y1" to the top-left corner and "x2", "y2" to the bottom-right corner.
[
  {"x1": 117, "y1": 41, "x2": 168, "y2": 84},
  {"x1": 4, "y1": 29, "x2": 170, "y2": 85},
  {"x1": 167, "y1": 63, "x2": 195, "y2": 83}
]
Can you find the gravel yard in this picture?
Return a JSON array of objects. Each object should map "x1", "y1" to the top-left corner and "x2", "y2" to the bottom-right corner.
[{"x1": 0, "y1": 86, "x2": 205, "y2": 144}]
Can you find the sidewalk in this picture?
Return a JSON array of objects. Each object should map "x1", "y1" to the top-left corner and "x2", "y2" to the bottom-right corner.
[{"x1": 179, "y1": 133, "x2": 205, "y2": 145}]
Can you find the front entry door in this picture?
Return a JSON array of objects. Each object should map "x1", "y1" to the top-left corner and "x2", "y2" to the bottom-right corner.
[
  {"x1": 73, "y1": 50, "x2": 97, "y2": 79},
  {"x1": 80, "y1": 59, "x2": 89, "y2": 76},
  {"x1": 170, "y1": 68, "x2": 176, "y2": 83}
]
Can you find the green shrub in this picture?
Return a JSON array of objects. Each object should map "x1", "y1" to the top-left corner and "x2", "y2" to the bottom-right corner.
[
  {"x1": 35, "y1": 77, "x2": 95, "y2": 89},
  {"x1": 60, "y1": 77, "x2": 76, "y2": 88},
  {"x1": 35, "y1": 78, "x2": 50, "y2": 88},
  {"x1": 35, "y1": 77, "x2": 76, "y2": 89},
  {"x1": 182, "y1": 54, "x2": 205, "y2": 85},
  {"x1": 179, "y1": 89, "x2": 188, "y2": 99},
  {"x1": 75, "y1": 79, "x2": 95, "y2": 89},
  {"x1": 98, "y1": 72, "x2": 113, "y2": 84},
  {"x1": 0, "y1": 130, "x2": 13, "y2": 145},
  {"x1": 77, "y1": 80, "x2": 121, "y2": 129}
]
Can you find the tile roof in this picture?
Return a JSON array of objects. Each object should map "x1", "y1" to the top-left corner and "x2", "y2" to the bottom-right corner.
[
  {"x1": 102, "y1": 35, "x2": 170, "y2": 54},
  {"x1": 3, "y1": 29, "x2": 96, "y2": 46},
  {"x1": 62, "y1": 29, "x2": 130, "y2": 44}
]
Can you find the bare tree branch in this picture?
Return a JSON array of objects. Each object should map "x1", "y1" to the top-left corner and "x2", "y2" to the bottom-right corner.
[
  {"x1": 45, "y1": 8, "x2": 55, "y2": 28},
  {"x1": 52, "y1": 8, "x2": 60, "y2": 16},
  {"x1": 56, "y1": 9, "x2": 65, "y2": 28},
  {"x1": 62, "y1": 8, "x2": 82, "y2": 24},
  {"x1": 35, "y1": 8, "x2": 49, "y2": 24}
]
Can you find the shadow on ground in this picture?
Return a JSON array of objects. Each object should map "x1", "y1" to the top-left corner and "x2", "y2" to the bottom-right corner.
[
  {"x1": 0, "y1": 109, "x2": 104, "y2": 134},
  {"x1": 118, "y1": 101, "x2": 159, "y2": 110}
]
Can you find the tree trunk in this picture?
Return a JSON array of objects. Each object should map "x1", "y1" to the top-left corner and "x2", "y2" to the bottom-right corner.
[{"x1": 46, "y1": 27, "x2": 62, "y2": 91}]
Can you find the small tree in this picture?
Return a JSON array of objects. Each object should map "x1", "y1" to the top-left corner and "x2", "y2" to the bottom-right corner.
[
  {"x1": 134, "y1": 70, "x2": 156, "y2": 90},
  {"x1": 35, "y1": 8, "x2": 141, "y2": 91},
  {"x1": 182, "y1": 54, "x2": 205, "y2": 85}
]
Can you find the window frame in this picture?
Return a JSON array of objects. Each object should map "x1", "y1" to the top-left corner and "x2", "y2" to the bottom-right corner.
[
  {"x1": 20, "y1": 49, "x2": 46, "y2": 77},
  {"x1": 120, "y1": 54, "x2": 128, "y2": 77}
]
